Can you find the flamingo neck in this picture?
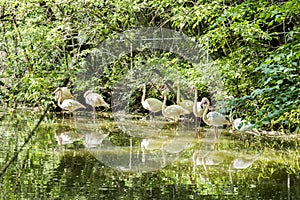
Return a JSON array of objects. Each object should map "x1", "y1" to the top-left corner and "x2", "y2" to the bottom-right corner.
[
  {"x1": 202, "y1": 99, "x2": 211, "y2": 126},
  {"x1": 194, "y1": 88, "x2": 198, "y2": 113},
  {"x1": 176, "y1": 86, "x2": 180, "y2": 105},
  {"x1": 57, "y1": 90, "x2": 63, "y2": 107},
  {"x1": 141, "y1": 84, "x2": 146, "y2": 103},
  {"x1": 229, "y1": 108, "x2": 233, "y2": 123},
  {"x1": 162, "y1": 93, "x2": 167, "y2": 116}
]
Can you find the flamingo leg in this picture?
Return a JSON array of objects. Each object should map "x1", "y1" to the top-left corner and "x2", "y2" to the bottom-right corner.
[
  {"x1": 153, "y1": 112, "x2": 156, "y2": 127},
  {"x1": 241, "y1": 133, "x2": 245, "y2": 147},
  {"x1": 75, "y1": 112, "x2": 79, "y2": 122},
  {"x1": 214, "y1": 126, "x2": 218, "y2": 139},
  {"x1": 61, "y1": 109, "x2": 65, "y2": 124},
  {"x1": 195, "y1": 116, "x2": 198, "y2": 135},
  {"x1": 214, "y1": 126, "x2": 216, "y2": 138},
  {"x1": 93, "y1": 107, "x2": 96, "y2": 123},
  {"x1": 197, "y1": 118, "x2": 202, "y2": 138},
  {"x1": 199, "y1": 118, "x2": 201, "y2": 133},
  {"x1": 70, "y1": 112, "x2": 72, "y2": 124},
  {"x1": 194, "y1": 117, "x2": 202, "y2": 138}
]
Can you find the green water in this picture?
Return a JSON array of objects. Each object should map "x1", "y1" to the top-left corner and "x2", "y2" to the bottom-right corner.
[{"x1": 0, "y1": 109, "x2": 299, "y2": 199}]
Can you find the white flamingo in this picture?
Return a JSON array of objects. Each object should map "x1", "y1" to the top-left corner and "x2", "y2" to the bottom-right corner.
[
  {"x1": 141, "y1": 83, "x2": 163, "y2": 122},
  {"x1": 54, "y1": 87, "x2": 73, "y2": 118},
  {"x1": 174, "y1": 83, "x2": 194, "y2": 129},
  {"x1": 162, "y1": 90, "x2": 189, "y2": 130},
  {"x1": 200, "y1": 97, "x2": 230, "y2": 138},
  {"x1": 191, "y1": 86, "x2": 205, "y2": 135},
  {"x1": 234, "y1": 118, "x2": 253, "y2": 131},
  {"x1": 84, "y1": 90, "x2": 110, "y2": 120},
  {"x1": 56, "y1": 88, "x2": 86, "y2": 122},
  {"x1": 54, "y1": 87, "x2": 73, "y2": 102},
  {"x1": 226, "y1": 96, "x2": 259, "y2": 136},
  {"x1": 234, "y1": 118, "x2": 260, "y2": 143},
  {"x1": 175, "y1": 84, "x2": 194, "y2": 114}
]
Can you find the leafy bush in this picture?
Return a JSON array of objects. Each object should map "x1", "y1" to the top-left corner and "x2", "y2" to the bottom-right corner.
[{"x1": 0, "y1": 0, "x2": 299, "y2": 133}]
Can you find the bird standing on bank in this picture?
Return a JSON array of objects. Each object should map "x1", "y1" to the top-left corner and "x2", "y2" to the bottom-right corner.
[
  {"x1": 84, "y1": 90, "x2": 110, "y2": 121},
  {"x1": 191, "y1": 86, "x2": 205, "y2": 135},
  {"x1": 53, "y1": 87, "x2": 74, "y2": 119},
  {"x1": 54, "y1": 87, "x2": 73, "y2": 102},
  {"x1": 56, "y1": 88, "x2": 86, "y2": 122},
  {"x1": 175, "y1": 83, "x2": 194, "y2": 114},
  {"x1": 174, "y1": 83, "x2": 194, "y2": 129},
  {"x1": 162, "y1": 90, "x2": 189, "y2": 130},
  {"x1": 141, "y1": 83, "x2": 163, "y2": 123},
  {"x1": 200, "y1": 97, "x2": 230, "y2": 139}
]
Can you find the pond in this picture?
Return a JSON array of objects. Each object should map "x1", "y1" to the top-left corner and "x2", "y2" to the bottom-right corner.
[{"x1": 0, "y1": 109, "x2": 299, "y2": 199}]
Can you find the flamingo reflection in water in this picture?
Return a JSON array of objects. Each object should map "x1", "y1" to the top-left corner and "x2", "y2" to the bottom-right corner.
[
  {"x1": 228, "y1": 154, "x2": 259, "y2": 184},
  {"x1": 84, "y1": 133, "x2": 109, "y2": 149}
]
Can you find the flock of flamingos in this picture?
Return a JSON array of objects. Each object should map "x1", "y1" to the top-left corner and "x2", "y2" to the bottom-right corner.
[{"x1": 53, "y1": 83, "x2": 255, "y2": 138}]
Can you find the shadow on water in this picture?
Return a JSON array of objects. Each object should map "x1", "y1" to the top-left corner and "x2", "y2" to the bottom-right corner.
[{"x1": 0, "y1": 109, "x2": 300, "y2": 199}]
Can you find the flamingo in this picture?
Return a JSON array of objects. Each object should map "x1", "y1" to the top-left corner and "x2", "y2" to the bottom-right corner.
[
  {"x1": 56, "y1": 88, "x2": 86, "y2": 122},
  {"x1": 200, "y1": 97, "x2": 230, "y2": 139},
  {"x1": 54, "y1": 87, "x2": 74, "y2": 118},
  {"x1": 191, "y1": 86, "x2": 205, "y2": 135},
  {"x1": 162, "y1": 90, "x2": 189, "y2": 130},
  {"x1": 175, "y1": 84, "x2": 194, "y2": 114},
  {"x1": 233, "y1": 118, "x2": 259, "y2": 134},
  {"x1": 233, "y1": 118, "x2": 259, "y2": 145},
  {"x1": 225, "y1": 95, "x2": 259, "y2": 145},
  {"x1": 174, "y1": 83, "x2": 194, "y2": 129},
  {"x1": 84, "y1": 90, "x2": 110, "y2": 120},
  {"x1": 54, "y1": 87, "x2": 73, "y2": 102},
  {"x1": 141, "y1": 83, "x2": 163, "y2": 122}
]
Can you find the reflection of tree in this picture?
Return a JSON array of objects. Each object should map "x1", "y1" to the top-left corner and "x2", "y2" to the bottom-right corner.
[
  {"x1": 164, "y1": 131, "x2": 194, "y2": 154},
  {"x1": 2, "y1": 112, "x2": 300, "y2": 199},
  {"x1": 113, "y1": 113, "x2": 164, "y2": 138},
  {"x1": 193, "y1": 150, "x2": 233, "y2": 183},
  {"x1": 192, "y1": 136, "x2": 261, "y2": 191}
]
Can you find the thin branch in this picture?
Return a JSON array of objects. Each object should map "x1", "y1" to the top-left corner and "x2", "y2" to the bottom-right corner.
[{"x1": 0, "y1": 105, "x2": 50, "y2": 178}]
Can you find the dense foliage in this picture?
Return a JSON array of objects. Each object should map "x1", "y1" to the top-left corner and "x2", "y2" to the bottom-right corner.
[{"x1": 0, "y1": 0, "x2": 299, "y2": 133}]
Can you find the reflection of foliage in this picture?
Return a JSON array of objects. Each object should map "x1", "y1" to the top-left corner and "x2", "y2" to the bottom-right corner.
[{"x1": 1, "y1": 112, "x2": 300, "y2": 198}]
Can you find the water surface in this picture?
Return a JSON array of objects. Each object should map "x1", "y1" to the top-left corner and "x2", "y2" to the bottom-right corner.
[{"x1": 0, "y1": 110, "x2": 299, "y2": 199}]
